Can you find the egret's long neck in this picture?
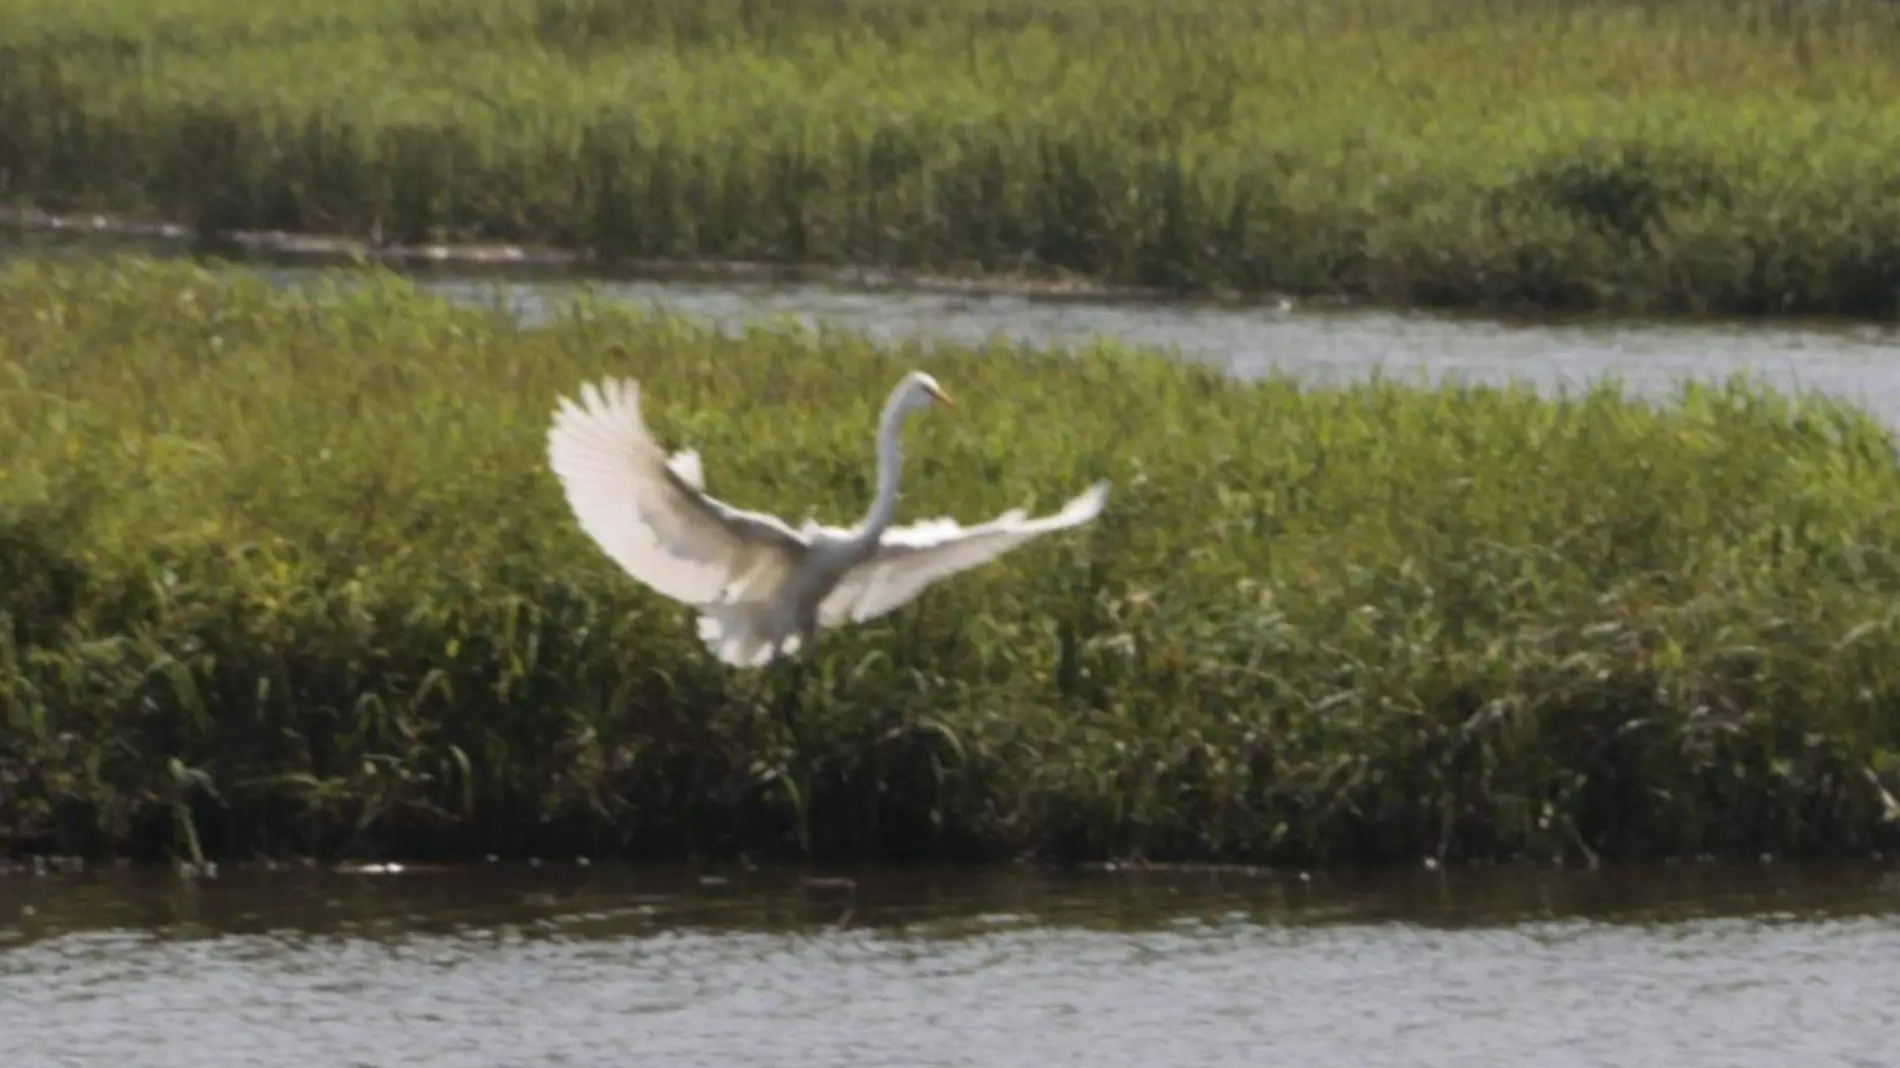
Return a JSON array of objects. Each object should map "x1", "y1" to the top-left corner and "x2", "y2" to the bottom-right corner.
[{"x1": 855, "y1": 393, "x2": 911, "y2": 544}]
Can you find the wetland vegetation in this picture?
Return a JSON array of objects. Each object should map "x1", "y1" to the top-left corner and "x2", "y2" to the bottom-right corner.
[
  {"x1": 3, "y1": 0, "x2": 1900, "y2": 315},
  {"x1": 3, "y1": 257, "x2": 1900, "y2": 866}
]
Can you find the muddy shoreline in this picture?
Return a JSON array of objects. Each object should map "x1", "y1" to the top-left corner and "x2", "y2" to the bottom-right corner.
[{"x1": 0, "y1": 203, "x2": 1318, "y2": 310}]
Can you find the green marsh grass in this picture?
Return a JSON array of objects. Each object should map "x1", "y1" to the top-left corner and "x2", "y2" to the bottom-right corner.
[
  {"x1": 4, "y1": 255, "x2": 1900, "y2": 865},
  {"x1": 4, "y1": 0, "x2": 1900, "y2": 315}
]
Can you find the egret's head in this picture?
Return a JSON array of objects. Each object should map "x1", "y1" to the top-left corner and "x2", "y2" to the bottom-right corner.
[{"x1": 902, "y1": 371, "x2": 955, "y2": 413}]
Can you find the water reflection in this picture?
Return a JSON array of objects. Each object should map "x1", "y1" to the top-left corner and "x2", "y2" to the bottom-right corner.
[{"x1": 4, "y1": 861, "x2": 1897, "y2": 943}]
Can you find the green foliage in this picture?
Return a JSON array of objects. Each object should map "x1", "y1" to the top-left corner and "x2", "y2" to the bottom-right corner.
[
  {"x1": 4, "y1": 256, "x2": 1900, "y2": 865},
  {"x1": 4, "y1": 0, "x2": 1900, "y2": 315}
]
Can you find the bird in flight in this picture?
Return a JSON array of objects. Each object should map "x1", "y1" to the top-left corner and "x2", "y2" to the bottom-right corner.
[{"x1": 547, "y1": 371, "x2": 1110, "y2": 667}]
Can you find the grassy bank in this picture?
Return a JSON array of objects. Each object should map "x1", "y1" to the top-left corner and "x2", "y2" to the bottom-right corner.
[
  {"x1": 5, "y1": 256, "x2": 1900, "y2": 867},
  {"x1": 5, "y1": 0, "x2": 1900, "y2": 316}
]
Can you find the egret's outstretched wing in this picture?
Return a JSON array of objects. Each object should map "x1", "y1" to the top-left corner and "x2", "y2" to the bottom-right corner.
[
  {"x1": 818, "y1": 480, "x2": 1110, "y2": 626},
  {"x1": 547, "y1": 378, "x2": 808, "y2": 606}
]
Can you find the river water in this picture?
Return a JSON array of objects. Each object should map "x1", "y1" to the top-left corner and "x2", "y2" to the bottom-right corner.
[
  {"x1": 3, "y1": 863, "x2": 1897, "y2": 1067},
  {"x1": 362, "y1": 269, "x2": 1900, "y2": 424},
  {"x1": 6, "y1": 230, "x2": 1900, "y2": 422}
]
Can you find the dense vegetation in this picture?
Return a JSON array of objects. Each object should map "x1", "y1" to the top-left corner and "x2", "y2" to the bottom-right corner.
[
  {"x1": 3, "y1": 256, "x2": 1899, "y2": 866},
  {"x1": 4, "y1": 0, "x2": 1900, "y2": 315}
]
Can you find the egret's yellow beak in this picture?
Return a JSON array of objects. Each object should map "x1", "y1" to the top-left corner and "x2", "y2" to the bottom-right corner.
[{"x1": 929, "y1": 384, "x2": 956, "y2": 409}]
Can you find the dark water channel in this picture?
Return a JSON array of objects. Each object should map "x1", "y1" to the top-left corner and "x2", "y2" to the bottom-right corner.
[{"x1": 3, "y1": 863, "x2": 1897, "y2": 1067}]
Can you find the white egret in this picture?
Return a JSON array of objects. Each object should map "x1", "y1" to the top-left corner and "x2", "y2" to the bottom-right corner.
[{"x1": 546, "y1": 371, "x2": 1110, "y2": 668}]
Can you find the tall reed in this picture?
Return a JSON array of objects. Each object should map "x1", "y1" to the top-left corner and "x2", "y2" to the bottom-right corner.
[{"x1": 3, "y1": 0, "x2": 1899, "y2": 315}]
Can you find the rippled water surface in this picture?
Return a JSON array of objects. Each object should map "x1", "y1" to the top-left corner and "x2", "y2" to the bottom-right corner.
[{"x1": 3, "y1": 863, "x2": 1898, "y2": 1067}]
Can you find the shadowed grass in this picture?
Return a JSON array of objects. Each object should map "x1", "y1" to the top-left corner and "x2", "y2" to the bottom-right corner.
[
  {"x1": 3, "y1": 0, "x2": 1900, "y2": 315},
  {"x1": 4, "y1": 255, "x2": 1900, "y2": 866}
]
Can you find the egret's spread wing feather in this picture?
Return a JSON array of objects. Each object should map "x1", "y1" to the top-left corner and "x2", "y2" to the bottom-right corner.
[
  {"x1": 666, "y1": 448, "x2": 706, "y2": 491},
  {"x1": 818, "y1": 480, "x2": 1110, "y2": 626},
  {"x1": 547, "y1": 379, "x2": 807, "y2": 607}
]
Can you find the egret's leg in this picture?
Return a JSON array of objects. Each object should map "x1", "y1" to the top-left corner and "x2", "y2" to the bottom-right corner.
[
  {"x1": 769, "y1": 650, "x2": 812, "y2": 754},
  {"x1": 780, "y1": 621, "x2": 826, "y2": 748}
]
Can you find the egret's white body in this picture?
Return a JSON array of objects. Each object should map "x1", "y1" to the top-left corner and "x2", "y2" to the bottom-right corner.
[{"x1": 546, "y1": 371, "x2": 1110, "y2": 667}]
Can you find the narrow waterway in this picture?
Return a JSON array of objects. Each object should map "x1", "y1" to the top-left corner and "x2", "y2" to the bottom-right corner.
[
  {"x1": 356, "y1": 268, "x2": 1900, "y2": 423},
  {"x1": 8, "y1": 230, "x2": 1900, "y2": 423}
]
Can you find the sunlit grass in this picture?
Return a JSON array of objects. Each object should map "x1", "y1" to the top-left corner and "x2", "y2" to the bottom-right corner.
[
  {"x1": 3, "y1": 0, "x2": 1899, "y2": 314},
  {"x1": 3, "y1": 255, "x2": 1900, "y2": 865}
]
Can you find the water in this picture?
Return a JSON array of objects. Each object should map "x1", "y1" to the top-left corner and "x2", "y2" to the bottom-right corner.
[
  {"x1": 3, "y1": 863, "x2": 1897, "y2": 1067},
  {"x1": 7, "y1": 229, "x2": 1900, "y2": 424},
  {"x1": 331, "y1": 267, "x2": 1900, "y2": 424}
]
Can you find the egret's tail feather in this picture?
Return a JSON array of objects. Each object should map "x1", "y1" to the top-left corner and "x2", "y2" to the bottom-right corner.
[{"x1": 695, "y1": 603, "x2": 803, "y2": 668}]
